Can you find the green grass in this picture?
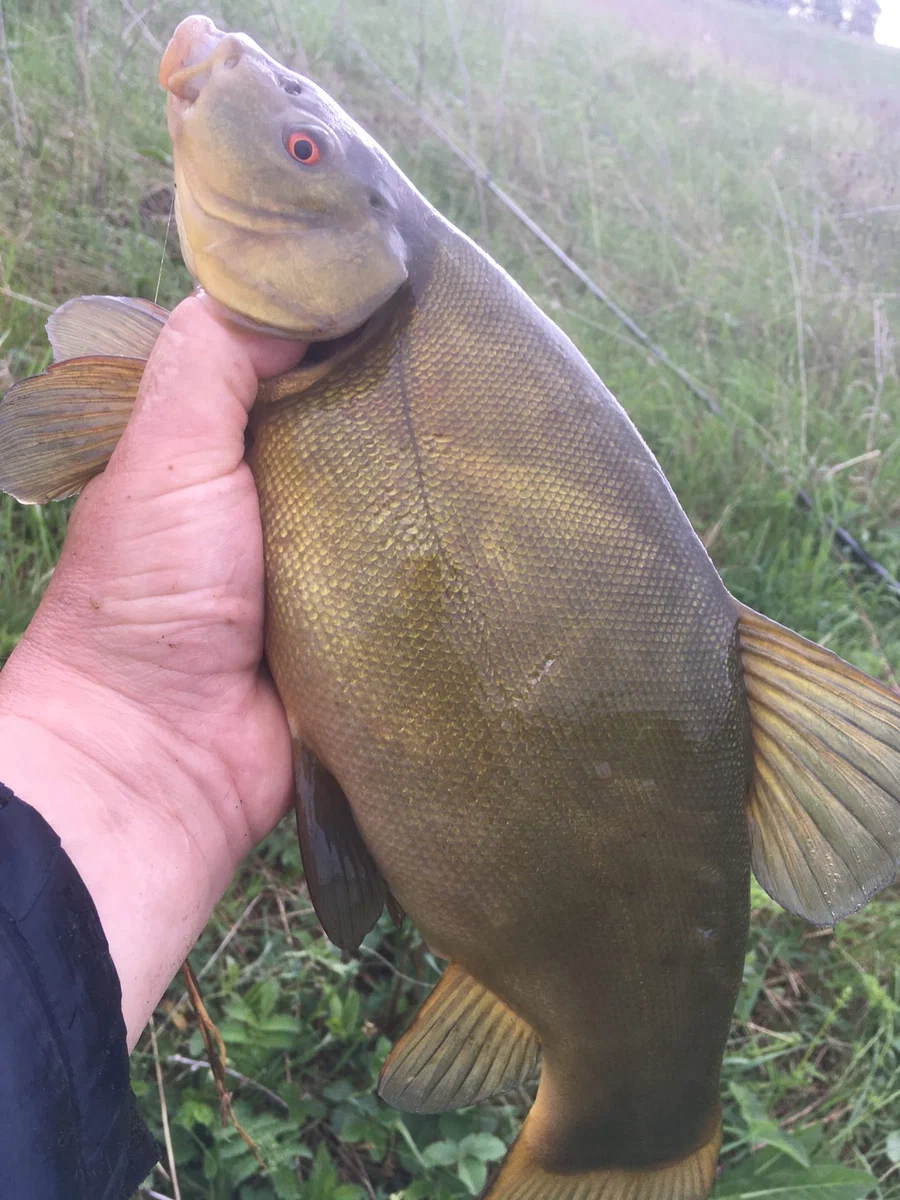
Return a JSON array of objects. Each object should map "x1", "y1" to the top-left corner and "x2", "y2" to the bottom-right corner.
[{"x1": 2, "y1": 0, "x2": 900, "y2": 1196}]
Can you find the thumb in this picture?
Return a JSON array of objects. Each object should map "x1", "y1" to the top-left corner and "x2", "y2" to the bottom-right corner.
[{"x1": 110, "y1": 292, "x2": 306, "y2": 496}]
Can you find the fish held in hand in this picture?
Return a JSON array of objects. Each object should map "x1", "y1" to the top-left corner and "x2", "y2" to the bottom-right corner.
[{"x1": 2, "y1": 17, "x2": 900, "y2": 1200}]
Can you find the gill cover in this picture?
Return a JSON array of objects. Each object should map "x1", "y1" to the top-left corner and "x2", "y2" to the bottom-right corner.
[{"x1": 161, "y1": 16, "x2": 410, "y2": 340}]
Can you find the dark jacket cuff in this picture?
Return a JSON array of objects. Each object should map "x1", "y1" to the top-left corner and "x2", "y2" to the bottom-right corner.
[{"x1": 0, "y1": 783, "x2": 160, "y2": 1199}]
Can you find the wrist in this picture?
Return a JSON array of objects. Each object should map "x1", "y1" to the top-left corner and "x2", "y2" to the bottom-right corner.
[{"x1": 0, "y1": 647, "x2": 251, "y2": 1047}]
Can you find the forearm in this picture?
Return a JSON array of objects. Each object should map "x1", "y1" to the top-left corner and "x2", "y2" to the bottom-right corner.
[{"x1": 0, "y1": 653, "x2": 248, "y2": 1049}]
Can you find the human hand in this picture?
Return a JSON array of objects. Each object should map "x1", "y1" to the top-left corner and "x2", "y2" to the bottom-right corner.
[{"x1": 0, "y1": 293, "x2": 306, "y2": 1046}]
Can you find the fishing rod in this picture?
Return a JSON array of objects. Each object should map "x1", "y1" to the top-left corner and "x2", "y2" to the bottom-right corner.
[{"x1": 347, "y1": 36, "x2": 900, "y2": 604}]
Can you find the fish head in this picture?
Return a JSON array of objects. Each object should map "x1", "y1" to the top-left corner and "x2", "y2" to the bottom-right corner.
[{"x1": 160, "y1": 16, "x2": 410, "y2": 340}]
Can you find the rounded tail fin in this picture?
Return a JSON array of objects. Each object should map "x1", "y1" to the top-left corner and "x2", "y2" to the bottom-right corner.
[{"x1": 484, "y1": 1108, "x2": 721, "y2": 1200}]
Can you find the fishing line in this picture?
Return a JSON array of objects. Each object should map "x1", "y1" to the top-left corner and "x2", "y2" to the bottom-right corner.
[
  {"x1": 347, "y1": 36, "x2": 900, "y2": 603},
  {"x1": 153, "y1": 189, "x2": 175, "y2": 308}
]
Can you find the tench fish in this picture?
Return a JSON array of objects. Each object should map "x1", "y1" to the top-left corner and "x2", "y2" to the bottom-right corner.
[{"x1": 2, "y1": 16, "x2": 899, "y2": 1199}]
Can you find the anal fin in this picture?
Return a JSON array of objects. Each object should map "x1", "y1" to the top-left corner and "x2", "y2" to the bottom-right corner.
[
  {"x1": 294, "y1": 743, "x2": 386, "y2": 953},
  {"x1": 379, "y1": 962, "x2": 540, "y2": 1113},
  {"x1": 0, "y1": 357, "x2": 145, "y2": 502},
  {"x1": 738, "y1": 603, "x2": 900, "y2": 926}
]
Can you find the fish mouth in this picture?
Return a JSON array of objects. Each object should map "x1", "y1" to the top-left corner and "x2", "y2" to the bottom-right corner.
[{"x1": 160, "y1": 15, "x2": 243, "y2": 104}]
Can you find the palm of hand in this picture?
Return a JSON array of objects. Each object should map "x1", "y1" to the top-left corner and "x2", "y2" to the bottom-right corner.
[{"x1": 5, "y1": 297, "x2": 306, "y2": 850}]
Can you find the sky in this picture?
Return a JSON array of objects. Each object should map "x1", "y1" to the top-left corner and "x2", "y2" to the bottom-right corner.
[{"x1": 875, "y1": 0, "x2": 900, "y2": 47}]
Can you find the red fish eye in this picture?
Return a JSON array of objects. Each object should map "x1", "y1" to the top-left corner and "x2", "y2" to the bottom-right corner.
[{"x1": 287, "y1": 132, "x2": 321, "y2": 164}]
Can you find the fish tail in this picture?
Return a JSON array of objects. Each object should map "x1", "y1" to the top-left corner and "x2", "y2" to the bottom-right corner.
[{"x1": 484, "y1": 1105, "x2": 722, "y2": 1200}]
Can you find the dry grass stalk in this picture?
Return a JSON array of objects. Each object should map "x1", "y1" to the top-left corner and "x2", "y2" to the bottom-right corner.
[
  {"x1": 167, "y1": 1053, "x2": 290, "y2": 1115},
  {"x1": 770, "y1": 174, "x2": 810, "y2": 465},
  {"x1": 150, "y1": 1016, "x2": 182, "y2": 1200},
  {"x1": 157, "y1": 890, "x2": 266, "y2": 1035},
  {"x1": 1, "y1": 284, "x2": 53, "y2": 311},
  {"x1": 0, "y1": 0, "x2": 22, "y2": 151},
  {"x1": 182, "y1": 959, "x2": 267, "y2": 1170},
  {"x1": 442, "y1": 0, "x2": 489, "y2": 243}
]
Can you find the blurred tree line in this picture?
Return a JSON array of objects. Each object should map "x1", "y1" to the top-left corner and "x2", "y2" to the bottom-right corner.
[{"x1": 737, "y1": 0, "x2": 880, "y2": 36}]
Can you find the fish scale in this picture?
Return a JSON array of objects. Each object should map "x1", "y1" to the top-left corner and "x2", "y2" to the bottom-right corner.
[{"x1": 252, "y1": 217, "x2": 752, "y2": 1169}]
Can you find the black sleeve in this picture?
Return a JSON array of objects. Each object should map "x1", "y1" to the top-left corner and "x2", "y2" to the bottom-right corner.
[{"x1": 0, "y1": 783, "x2": 161, "y2": 1199}]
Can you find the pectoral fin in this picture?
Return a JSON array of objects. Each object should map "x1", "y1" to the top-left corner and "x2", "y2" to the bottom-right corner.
[
  {"x1": 738, "y1": 603, "x2": 900, "y2": 926},
  {"x1": 294, "y1": 743, "x2": 386, "y2": 952},
  {"x1": 379, "y1": 962, "x2": 540, "y2": 1113},
  {"x1": 0, "y1": 357, "x2": 145, "y2": 502},
  {"x1": 47, "y1": 295, "x2": 168, "y2": 362}
]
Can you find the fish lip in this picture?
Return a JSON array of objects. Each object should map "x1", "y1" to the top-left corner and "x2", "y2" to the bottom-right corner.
[
  {"x1": 159, "y1": 14, "x2": 220, "y2": 90},
  {"x1": 159, "y1": 15, "x2": 234, "y2": 101}
]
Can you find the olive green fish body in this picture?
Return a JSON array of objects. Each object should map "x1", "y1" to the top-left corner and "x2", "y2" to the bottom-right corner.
[{"x1": 252, "y1": 212, "x2": 753, "y2": 1167}]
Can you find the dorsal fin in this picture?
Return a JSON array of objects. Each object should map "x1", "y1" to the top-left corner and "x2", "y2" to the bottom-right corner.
[
  {"x1": 47, "y1": 295, "x2": 168, "y2": 363},
  {"x1": 0, "y1": 357, "x2": 144, "y2": 503}
]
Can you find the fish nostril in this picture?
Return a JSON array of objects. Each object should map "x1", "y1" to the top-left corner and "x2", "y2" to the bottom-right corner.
[
  {"x1": 216, "y1": 42, "x2": 242, "y2": 69},
  {"x1": 168, "y1": 72, "x2": 204, "y2": 103},
  {"x1": 212, "y1": 35, "x2": 243, "y2": 71}
]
